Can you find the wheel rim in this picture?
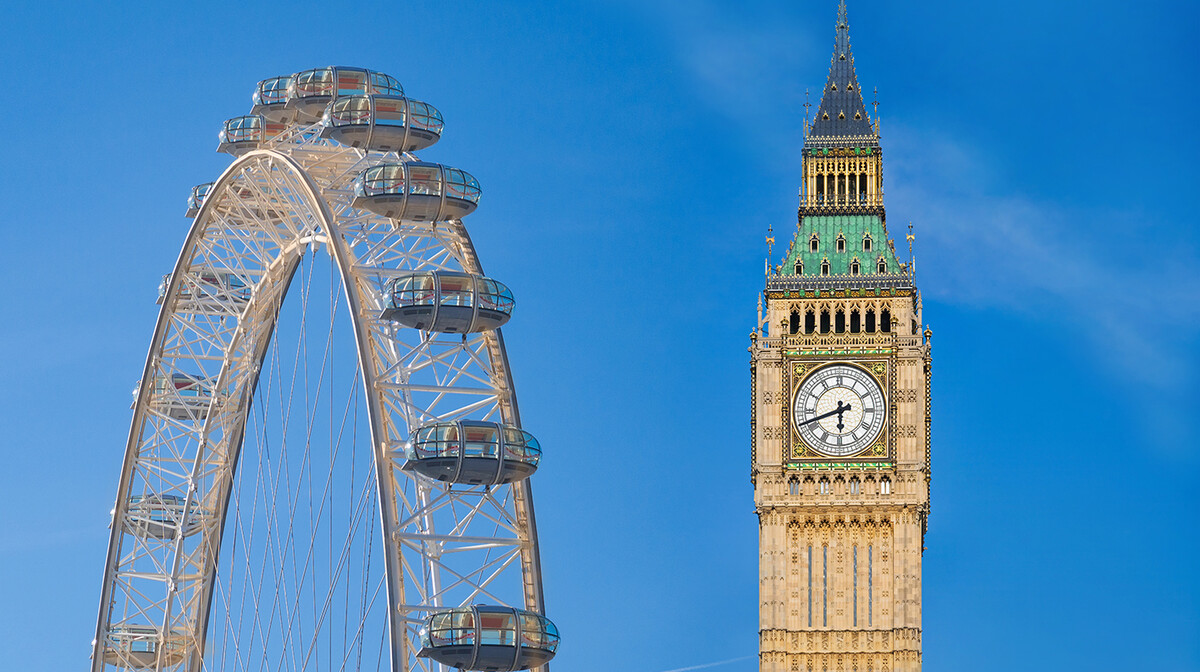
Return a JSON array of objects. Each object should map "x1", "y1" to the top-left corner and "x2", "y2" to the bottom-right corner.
[{"x1": 93, "y1": 115, "x2": 548, "y2": 672}]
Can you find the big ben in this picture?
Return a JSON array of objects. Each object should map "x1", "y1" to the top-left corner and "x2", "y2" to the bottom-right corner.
[{"x1": 752, "y1": 3, "x2": 932, "y2": 671}]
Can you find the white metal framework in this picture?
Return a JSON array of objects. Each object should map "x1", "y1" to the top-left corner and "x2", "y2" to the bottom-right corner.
[{"x1": 93, "y1": 83, "x2": 549, "y2": 672}]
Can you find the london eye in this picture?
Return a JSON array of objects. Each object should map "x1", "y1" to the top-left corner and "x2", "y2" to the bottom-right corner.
[{"x1": 92, "y1": 66, "x2": 558, "y2": 672}]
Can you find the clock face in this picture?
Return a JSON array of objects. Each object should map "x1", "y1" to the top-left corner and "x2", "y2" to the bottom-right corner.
[{"x1": 793, "y1": 364, "x2": 886, "y2": 457}]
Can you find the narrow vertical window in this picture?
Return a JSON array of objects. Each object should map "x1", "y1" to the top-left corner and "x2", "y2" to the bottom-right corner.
[
  {"x1": 881, "y1": 308, "x2": 891, "y2": 333},
  {"x1": 866, "y1": 308, "x2": 876, "y2": 333},
  {"x1": 822, "y1": 545, "x2": 828, "y2": 627},
  {"x1": 850, "y1": 259, "x2": 860, "y2": 275},
  {"x1": 881, "y1": 477, "x2": 891, "y2": 495},
  {"x1": 877, "y1": 258, "x2": 887, "y2": 273},
  {"x1": 868, "y1": 545, "x2": 873, "y2": 627},
  {"x1": 836, "y1": 235, "x2": 846, "y2": 252},
  {"x1": 821, "y1": 260, "x2": 830, "y2": 276},
  {"x1": 805, "y1": 310, "x2": 816, "y2": 334},
  {"x1": 789, "y1": 310, "x2": 800, "y2": 335},
  {"x1": 820, "y1": 310, "x2": 831, "y2": 333},
  {"x1": 835, "y1": 309, "x2": 846, "y2": 333},
  {"x1": 794, "y1": 259, "x2": 803, "y2": 274},
  {"x1": 808, "y1": 545, "x2": 813, "y2": 627},
  {"x1": 811, "y1": 235, "x2": 820, "y2": 252},
  {"x1": 863, "y1": 235, "x2": 872, "y2": 252},
  {"x1": 853, "y1": 545, "x2": 859, "y2": 627}
]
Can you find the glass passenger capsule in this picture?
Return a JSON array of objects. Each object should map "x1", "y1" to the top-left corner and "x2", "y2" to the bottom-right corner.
[
  {"x1": 217, "y1": 115, "x2": 288, "y2": 156},
  {"x1": 321, "y1": 95, "x2": 443, "y2": 152},
  {"x1": 251, "y1": 74, "x2": 294, "y2": 121},
  {"x1": 285, "y1": 66, "x2": 404, "y2": 122},
  {"x1": 352, "y1": 162, "x2": 480, "y2": 221},
  {"x1": 147, "y1": 373, "x2": 214, "y2": 421},
  {"x1": 382, "y1": 271, "x2": 513, "y2": 333},
  {"x1": 186, "y1": 182, "x2": 213, "y2": 217},
  {"x1": 404, "y1": 421, "x2": 541, "y2": 485},
  {"x1": 418, "y1": 606, "x2": 559, "y2": 672},
  {"x1": 124, "y1": 493, "x2": 210, "y2": 539},
  {"x1": 102, "y1": 625, "x2": 187, "y2": 668},
  {"x1": 158, "y1": 270, "x2": 251, "y2": 313}
]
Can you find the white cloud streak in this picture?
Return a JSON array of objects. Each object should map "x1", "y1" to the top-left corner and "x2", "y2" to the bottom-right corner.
[{"x1": 658, "y1": 655, "x2": 757, "y2": 672}]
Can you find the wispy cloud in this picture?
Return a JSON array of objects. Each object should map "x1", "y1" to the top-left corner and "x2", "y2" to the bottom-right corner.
[
  {"x1": 641, "y1": 1, "x2": 1200, "y2": 389},
  {"x1": 885, "y1": 123, "x2": 1200, "y2": 387},
  {"x1": 613, "y1": 0, "x2": 820, "y2": 134},
  {"x1": 639, "y1": 0, "x2": 1199, "y2": 454},
  {"x1": 658, "y1": 655, "x2": 756, "y2": 672}
]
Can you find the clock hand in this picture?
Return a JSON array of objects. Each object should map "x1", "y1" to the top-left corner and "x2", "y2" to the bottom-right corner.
[
  {"x1": 797, "y1": 400, "x2": 853, "y2": 428},
  {"x1": 836, "y1": 400, "x2": 849, "y2": 431}
]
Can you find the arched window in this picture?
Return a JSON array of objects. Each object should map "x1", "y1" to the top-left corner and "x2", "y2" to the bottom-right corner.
[
  {"x1": 816, "y1": 174, "x2": 825, "y2": 204},
  {"x1": 859, "y1": 172, "x2": 868, "y2": 203},
  {"x1": 810, "y1": 235, "x2": 820, "y2": 253},
  {"x1": 863, "y1": 234, "x2": 872, "y2": 252},
  {"x1": 850, "y1": 308, "x2": 861, "y2": 333},
  {"x1": 881, "y1": 308, "x2": 891, "y2": 333},
  {"x1": 819, "y1": 309, "x2": 831, "y2": 333},
  {"x1": 805, "y1": 309, "x2": 816, "y2": 334},
  {"x1": 850, "y1": 259, "x2": 860, "y2": 275},
  {"x1": 836, "y1": 235, "x2": 846, "y2": 253},
  {"x1": 880, "y1": 477, "x2": 891, "y2": 495},
  {"x1": 835, "y1": 309, "x2": 846, "y2": 333},
  {"x1": 866, "y1": 308, "x2": 876, "y2": 333},
  {"x1": 877, "y1": 258, "x2": 887, "y2": 273},
  {"x1": 788, "y1": 478, "x2": 800, "y2": 496},
  {"x1": 794, "y1": 259, "x2": 803, "y2": 274},
  {"x1": 849, "y1": 477, "x2": 860, "y2": 495},
  {"x1": 821, "y1": 259, "x2": 830, "y2": 276},
  {"x1": 819, "y1": 478, "x2": 830, "y2": 495},
  {"x1": 789, "y1": 310, "x2": 800, "y2": 335}
]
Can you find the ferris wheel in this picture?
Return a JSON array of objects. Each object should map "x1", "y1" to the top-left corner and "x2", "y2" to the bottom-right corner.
[{"x1": 91, "y1": 67, "x2": 559, "y2": 672}]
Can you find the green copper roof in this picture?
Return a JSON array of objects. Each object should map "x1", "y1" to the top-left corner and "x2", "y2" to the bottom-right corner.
[{"x1": 780, "y1": 215, "x2": 900, "y2": 277}]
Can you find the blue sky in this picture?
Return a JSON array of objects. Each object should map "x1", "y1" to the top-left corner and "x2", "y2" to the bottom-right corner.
[{"x1": 0, "y1": 1, "x2": 1197, "y2": 671}]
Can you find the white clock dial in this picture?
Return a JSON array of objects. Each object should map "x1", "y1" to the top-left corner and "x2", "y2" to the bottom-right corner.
[{"x1": 793, "y1": 364, "x2": 886, "y2": 457}]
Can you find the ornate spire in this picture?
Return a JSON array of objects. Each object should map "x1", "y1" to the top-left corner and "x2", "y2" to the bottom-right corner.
[{"x1": 808, "y1": 0, "x2": 875, "y2": 143}]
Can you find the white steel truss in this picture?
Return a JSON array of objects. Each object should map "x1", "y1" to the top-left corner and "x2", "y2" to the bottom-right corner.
[{"x1": 92, "y1": 124, "x2": 547, "y2": 672}]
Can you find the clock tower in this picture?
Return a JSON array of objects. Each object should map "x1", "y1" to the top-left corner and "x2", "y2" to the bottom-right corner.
[{"x1": 751, "y1": 3, "x2": 932, "y2": 671}]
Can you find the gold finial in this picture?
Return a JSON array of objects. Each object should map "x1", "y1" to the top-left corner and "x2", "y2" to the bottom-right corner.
[
  {"x1": 873, "y1": 86, "x2": 880, "y2": 133},
  {"x1": 907, "y1": 222, "x2": 916, "y2": 278},
  {"x1": 804, "y1": 89, "x2": 812, "y2": 137}
]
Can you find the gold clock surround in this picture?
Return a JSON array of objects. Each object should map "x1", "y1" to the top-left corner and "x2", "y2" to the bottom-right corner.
[{"x1": 784, "y1": 358, "x2": 892, "y2": 463}]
